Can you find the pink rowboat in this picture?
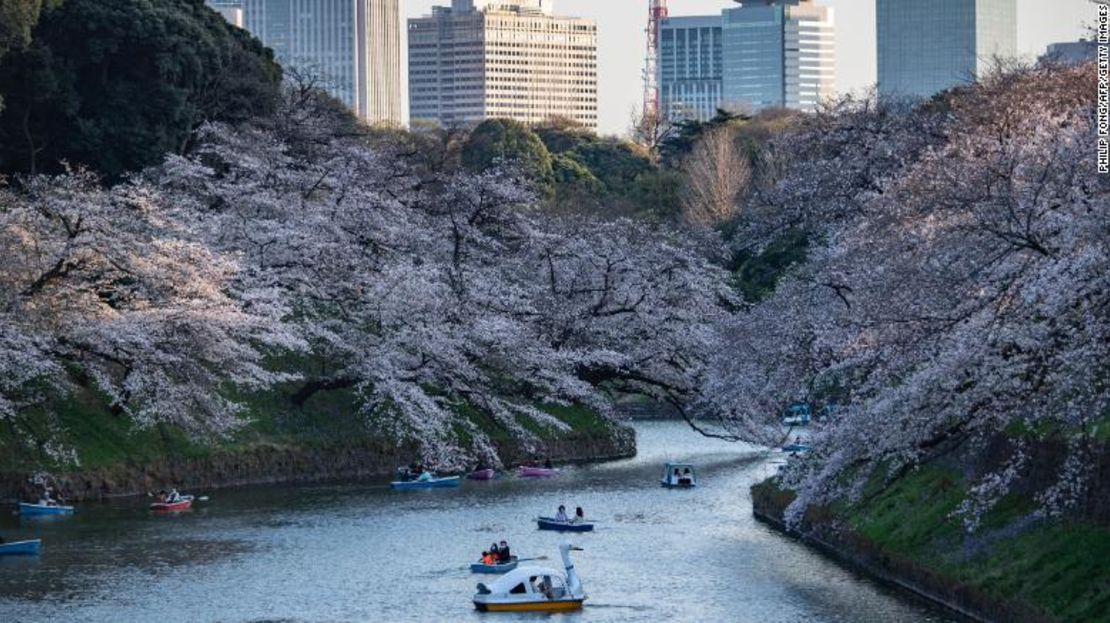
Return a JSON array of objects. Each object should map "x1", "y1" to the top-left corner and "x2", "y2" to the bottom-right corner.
[
  {"x1": 517, "y1": 466, "x2": 559, "y2": 478},
  {"x1": 468, "y1": 468, "x2": 497, "y2": 481}
]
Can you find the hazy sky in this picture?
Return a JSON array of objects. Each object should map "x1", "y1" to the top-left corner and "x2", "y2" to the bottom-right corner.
[{"x1": 402, "y1": 0, "x2": 1095, "y2": 135}]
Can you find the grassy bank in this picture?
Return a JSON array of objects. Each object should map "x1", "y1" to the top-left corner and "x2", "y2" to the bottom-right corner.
[
  {"x1": 0, "y1": 380, "x2": 620, "y2": 474},
  {"x1": 752, "y1": 468, "x2": 1110, "y2": 622}
]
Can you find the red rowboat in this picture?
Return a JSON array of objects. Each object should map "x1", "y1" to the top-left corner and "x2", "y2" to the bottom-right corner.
[{"x1": 150, "y1": 496, "x2": 193, "y2": 512}]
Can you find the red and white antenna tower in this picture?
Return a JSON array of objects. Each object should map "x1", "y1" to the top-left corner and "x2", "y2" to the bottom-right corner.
[{"x1": 643, "y1": 0, "x2": 668, "y2": 119}]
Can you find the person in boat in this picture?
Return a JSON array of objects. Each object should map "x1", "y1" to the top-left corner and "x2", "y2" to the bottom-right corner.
[
  {"x1": 480, "y1": 550, "x2": 494, "y2": 564},
  {"x1": 166, "y1": 489, "x2": 182, "y2": 503},
  {"x1": 40, "y1": 487, "x2": 56, "y2": 506},
  {"x1": 555, "y1": 505, "x2": 569, "y2": 522},
  {"x1": 156, "y1": 489, "x2": 168, "y2": 503},
  {"x1": 490, "y1": 543, "x2": 500, "y2": 561},
  {"x1": 534, "y1": 577, "x2": 555, "y2": 600},
  {"x1": 672, "y1": 468, "x2": 681, "y2": 484},
  {"x1": 569, "y1": 506, "x2": 585, "y2": 524},
  {"x1": 680, "y1": 468, "x2": 693, "y2": 485},
  {"x1": 498, "y1": 540, "x2": 511, "y2": 562},
  {"x1": 417, "y1": 470, "x2": 432, "y2": 482},
  {"x1": 543, "y1": 458, "x2": 553, "y2": 469}
]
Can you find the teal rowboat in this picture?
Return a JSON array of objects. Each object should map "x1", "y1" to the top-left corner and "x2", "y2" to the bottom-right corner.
[
  {"x1": 19, "y1": 502, "x2": 74, "y2": 516},
  {"x1": 470, "y1": 556, "x2": 519, "y2": 573},
  {"x1": 0, "y1": 539, "x2": 41, "y2": 556}
]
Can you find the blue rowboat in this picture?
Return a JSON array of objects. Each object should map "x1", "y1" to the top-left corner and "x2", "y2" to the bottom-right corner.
[
  {"x1": 0, "y1": 539, "x2": 42, "y2": 556},
  {"x1": 19, "y1": 502, "x2": 74, "y2": 516},
  {"x1": 470, "y1": 557, "x2": 518, "y2": 574},
  {"x1": 536, "y1": 517, "x2": 593, "y2": 532},
  {"x1": 389, "y1": 476, "x2": 461, "y2": 490},
  {"x1": 782, "y1": 443, "x2": 811, "y2": 454}
]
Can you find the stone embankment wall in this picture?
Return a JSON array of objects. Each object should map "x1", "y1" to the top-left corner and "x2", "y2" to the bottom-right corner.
[{"x1": 0, "y1": 426, "x2": 635, "y2": 502}]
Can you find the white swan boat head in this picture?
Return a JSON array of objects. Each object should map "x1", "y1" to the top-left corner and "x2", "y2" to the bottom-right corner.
[{"x1": 472, "y1": 542, "x2": 586, "y2": 612}]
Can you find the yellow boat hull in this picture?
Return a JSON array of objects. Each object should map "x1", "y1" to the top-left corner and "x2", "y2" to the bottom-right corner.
[{"x1": 474, "y1": 599, "x2": 584, "y2": 612}]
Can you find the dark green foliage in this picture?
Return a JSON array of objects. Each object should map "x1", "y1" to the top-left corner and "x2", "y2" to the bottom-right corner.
[
  {"x1": 730, "y1": 230, "x2": 809, "y2": 302},
  {"x1": 534, "y1": 118, "x2": 598, "y2": 154},
  {"x1": 660, "y1": 108, "x2": 747, "y2": 166},
  {"x1": 552, "y1": 151, "x2": 603, "y2": 210},
  {"x1": 0, "y1": 0, "x2": 282, "y2": 179},
  {"x1": 0, "y1": 0, "x2": 57, "y2": 111},
  {"x1": 461, "y1": 118, "x2": 554, "y2": 197},
  {"x1": 0, "y1": 0, "x2": 54, "y2": 59},
  {"x1": 564, "y1": 139, "x2": 653, "y2": 198},
  {"x1": 628, "y1": 169, "x2": 683, "y2": 221}
]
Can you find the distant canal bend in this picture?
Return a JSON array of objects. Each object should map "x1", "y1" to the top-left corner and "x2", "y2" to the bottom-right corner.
[{"x1": 0, "y1": 421, "x2": 953, "y2": 622}]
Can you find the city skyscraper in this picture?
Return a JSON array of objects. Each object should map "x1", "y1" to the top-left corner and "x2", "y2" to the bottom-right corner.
[
  {"x1": 877, "y1": 0, "x2": 1017, "y2": 100},
  {"x1": 408, "y1": 0, "x2": 598, "y2": 129},
  {"x1": 657, "y1": 0, "x2": 835, "y2": 121},
  {"x1": 234, "y1": 0, "x2": 402, "y2": 124},
  {"x1": 207, "y1": 1, "x2": 245, "y2": 28},
  {"x1": 659, "y1": 16, "x2": 724, "y2": 121}
]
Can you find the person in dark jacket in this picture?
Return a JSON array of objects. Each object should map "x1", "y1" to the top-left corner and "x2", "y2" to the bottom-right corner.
[{"x1": 498, "y1": 540, "x2": 511, "y2": 562}]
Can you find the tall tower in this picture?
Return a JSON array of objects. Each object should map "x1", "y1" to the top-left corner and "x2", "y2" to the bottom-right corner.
[
  {"x1": 241, "y1": 0, "x2": 402, "y2": 125},
  {"x1": 877, "y1": 0, "x2": 1016, "y2": 100},
  {"x1": 643, "y1": 0, "x2": 668, "y2": 119},
  {"x1": 409, "y1": 1, "x2": 598, "y2": 128}
]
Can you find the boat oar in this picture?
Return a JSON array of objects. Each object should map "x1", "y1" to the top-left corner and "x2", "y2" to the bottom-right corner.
[{"x1": 513, "y1": 556, "x2": 549, "y2": 563}]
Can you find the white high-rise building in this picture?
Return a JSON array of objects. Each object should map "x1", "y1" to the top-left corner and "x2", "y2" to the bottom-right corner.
[
  {"x1": 207, "y1": 1, "x2": 245, "y2": 28},
  {"x1": 657, "y1": 0, "x2": 835, "y2": 121},
  {"x1": 877, "y1": 0, "x2": 1017, "y2": 100},
  {"x1": 235, "y1": 0, "x2": 402, "y2": 125},
  {"x1": 408, "y1": 0, "x2": 598, "y2": 129}
]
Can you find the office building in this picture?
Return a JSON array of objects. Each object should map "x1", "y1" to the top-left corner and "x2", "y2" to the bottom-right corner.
[
  {"x1": 207, "y1": 1, "x2": 245, "y2": 28},
  {"x1": 877, "y1": 0, "x2": 1016, "y2": 100},
  {"x1": 408, "y1": 1, "x2": 598, "y2": 129},
  {"x1": 659, "y1": 16, "x2": 724, "y2": 121},
  {"x1": 1041, "y1": 40, "x2": 1097, "y2": 65},
  {"x1": 657, "y1": 0, "x2": 834, "y2": 121},
  {"x1": 238, "y1": 0, "x2": 402, "y2": 124}
]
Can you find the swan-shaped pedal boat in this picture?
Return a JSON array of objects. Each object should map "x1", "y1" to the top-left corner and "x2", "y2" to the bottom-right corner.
[{"x1": 472, "y1": 543, "x2": 586, "y2": 612}]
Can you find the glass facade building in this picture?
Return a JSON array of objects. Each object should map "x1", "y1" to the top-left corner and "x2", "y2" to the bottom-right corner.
[
  {"x1": 657, "y1": 0, "x2": 834, "y2": 121},
  {"x1": 877, "y1": 0, "x2": 1016, "y2": 100},
  {"x1": 659, "y1": 16, "x2": 723, "y2": 121},
  {"x1": 237, "y1": 0, "x2": 402, "y2": 124}
]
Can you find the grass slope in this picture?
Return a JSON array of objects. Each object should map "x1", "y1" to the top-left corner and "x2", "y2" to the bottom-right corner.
[{"x1": 757, "y1": 467, "x2": 1110, "y2": 622}]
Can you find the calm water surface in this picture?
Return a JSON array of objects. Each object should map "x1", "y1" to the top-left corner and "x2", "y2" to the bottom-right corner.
[{"x1": 0, "y1": 421, "x2": 952, "y2": 623}]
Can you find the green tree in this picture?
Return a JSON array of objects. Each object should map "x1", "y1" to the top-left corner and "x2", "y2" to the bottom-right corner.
[
  {"x1": 629, "y1": 169, "x2": 683, "y2": 221},
  {"x1": 0, "y1": 0, "x2": 282, "y2": 178},
  {"x1": 533, "y1": 116, "x2": 597, "y2": 154},
  {"x1": 565, "y1": 139, "x2": 653, "y2": 198},
  {"x1": 552, "y1": 152, "x2": 604, "y2": 212},
  {"x1": 0, "y1": 0, "x2": 57, "y2": 110},
  {"x1": 461, "y1": 118, "x2": 554, "y2": 198}
]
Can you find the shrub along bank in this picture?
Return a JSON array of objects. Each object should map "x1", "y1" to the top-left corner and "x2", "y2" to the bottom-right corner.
[{"x1": 0, "y1": 382, "x2": 634, "y2": 502}]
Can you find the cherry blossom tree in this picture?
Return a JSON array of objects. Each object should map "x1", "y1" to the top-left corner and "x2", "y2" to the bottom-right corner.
[
  {"x1": 703, "y1": 64, "x2": 1107, "y2": 528},
  {"x1": 0, "y1": 170, "x2": 303, "y2": 454}
]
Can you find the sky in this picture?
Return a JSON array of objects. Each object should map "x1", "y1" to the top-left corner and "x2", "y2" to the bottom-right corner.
[{"x1": 401, "y1": 0, "x2": 1095, "y2": 136}]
